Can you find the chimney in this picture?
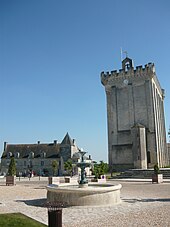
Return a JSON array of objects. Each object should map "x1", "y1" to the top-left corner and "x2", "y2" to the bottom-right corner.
[
  {"x1": 89, "y1": 155, "x2": 91, "y2": 160},
  {"x1": 37, "y1": 141, "x2": 40, "y2": 144},
  {"x1": 54, "y1": 140, "x2": 57, "y2": 145},
  {"x1": 73, "y1": 139, "x2": 75, "y2": 145},
  {"x1": 4, "y1": 142, "x2": 7, "y2": 151}
]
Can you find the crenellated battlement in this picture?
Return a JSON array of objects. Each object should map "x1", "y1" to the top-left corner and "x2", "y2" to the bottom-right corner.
[{"x1": 101, "y1": 62, "x2": 155, "y2": 86}]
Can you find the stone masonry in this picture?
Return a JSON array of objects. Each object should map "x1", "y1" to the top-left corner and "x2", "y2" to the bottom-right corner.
[{"x1": 101, "y1": 57, "x2": 169, "y2": 171}]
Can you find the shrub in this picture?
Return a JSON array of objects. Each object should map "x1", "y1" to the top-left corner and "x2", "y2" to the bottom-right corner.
[
  {"x1": 51, "y1": 160, "x2": 58, "y2": 176},
  {"x1": 64, "y1": 160, "x2": 73, "y2": 176},
  {"x1": 92, "y1": 161, "x2": 109, "y2": 179},
  {"x1": 154, "y1": 163, "x2": 160, "y2": 174},
  {"x1": 8, "y1": 157, "x2": 16, "y2": 176}
]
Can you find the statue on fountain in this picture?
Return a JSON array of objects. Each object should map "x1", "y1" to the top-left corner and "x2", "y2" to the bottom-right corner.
[{"x1": 77, "y1": 149, "x2": 91, "y2": 188}]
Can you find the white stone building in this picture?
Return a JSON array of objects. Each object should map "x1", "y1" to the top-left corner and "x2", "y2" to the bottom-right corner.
[{"x1": 1, "y1": 133, "x2": 92, "y2": 176}]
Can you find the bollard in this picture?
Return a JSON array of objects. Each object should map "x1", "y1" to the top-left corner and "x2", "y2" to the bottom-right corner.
[
  {"x1": 48, "y1": 208, "x2": 62, "y2": 227},
  {"x1": 46, "y1": 201, "x2": 67, "y2": 227}
]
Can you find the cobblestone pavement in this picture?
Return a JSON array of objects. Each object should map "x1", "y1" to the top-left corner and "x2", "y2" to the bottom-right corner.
[{"x1": 0, "y1": 178, "x2": 170, "y2": 227}]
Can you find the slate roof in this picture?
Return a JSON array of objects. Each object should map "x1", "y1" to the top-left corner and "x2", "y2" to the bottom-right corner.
[
  {"x1": 1, "y1": 143, "x2": 60, "y2": 159},
  {"x1": 1, "y1": 133, "x2": 81, "y2": 160},
  {"x1": 61, "y1": 132, "x2": 74, "y2": 146},
  {"x1": 1, "y1": 133, "x2": 76, "y2": 159}
]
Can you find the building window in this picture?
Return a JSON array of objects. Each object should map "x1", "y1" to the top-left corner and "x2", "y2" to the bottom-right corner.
[
  {"x1": 147, "y1": 151, "x2": 151, "y2": 163},
  {"x1": 41, "y1": 152, "x2": 46, "y2": 158},
  {"x1": 41, "y1": 161, "x2": 44, "y2": 166},
  {"x1": 29, "y1": 152, "x2": 34, "y2": 159},
  {"x1": 7, "y1": 152, "x2": 12, "y2": 159},
  {"x1": 24, "y1": 161, "x2": 27, "y2": 166},
  {"x1": 15, "y1": 152, "x2": 20, "y2": 158},
  {"x1": 28, "y1": 161, "x2": 33, "y2": 168}
]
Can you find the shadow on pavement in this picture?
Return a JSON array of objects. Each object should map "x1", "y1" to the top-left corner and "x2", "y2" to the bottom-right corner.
[
  {"x1": 16, "y1": 198, "x2": 47, "y2": 207},
  {"x1": 122, "y1": 198, "x2": 170, "y2": 203}
]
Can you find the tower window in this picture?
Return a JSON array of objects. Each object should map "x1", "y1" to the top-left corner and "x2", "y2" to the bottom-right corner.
[{"x1": 147, "y1": 151, "x2": 151, "y2": 163}]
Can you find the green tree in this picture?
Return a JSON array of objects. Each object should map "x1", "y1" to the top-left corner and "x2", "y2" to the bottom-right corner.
[
  {"x1": 64, "y1": 159, "x2": 73, "y2": 176},
  {"x1": 51, "y1": 160, "x2": 58, "y2": 176},
  {"x1": 92, "y1": 161, "x2": 109, "y2": 179},
  {"x1": 8, "y1": 157, "x2": 16, "y2": 176}
]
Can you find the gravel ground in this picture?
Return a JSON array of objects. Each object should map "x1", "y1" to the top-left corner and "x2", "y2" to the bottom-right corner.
[{"x1": 0, "y1": 178, "x2": 170, "y2": 227}]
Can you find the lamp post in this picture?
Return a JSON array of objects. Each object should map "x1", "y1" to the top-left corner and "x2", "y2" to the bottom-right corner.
[{"x1": 39, "y1": 152, "x2": 42, "y2": 180}]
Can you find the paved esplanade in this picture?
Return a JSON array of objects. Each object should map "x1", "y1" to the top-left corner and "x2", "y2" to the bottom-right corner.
[{"x1": 0, "y1": 177, "x2": 170, "y2": 226}]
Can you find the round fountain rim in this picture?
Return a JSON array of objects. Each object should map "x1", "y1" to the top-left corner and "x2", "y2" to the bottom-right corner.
[
  {"x1": 47, "y1": 183, "x2": 122, "y2": 193},
  {"x1": 47, "y1": 182, "x2": 122, "y2": 206}
]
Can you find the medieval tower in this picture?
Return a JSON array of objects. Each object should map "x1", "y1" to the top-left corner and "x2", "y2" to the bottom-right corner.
[{"x1": 101, "y1": 57, "x2": 169, "y2": 171}]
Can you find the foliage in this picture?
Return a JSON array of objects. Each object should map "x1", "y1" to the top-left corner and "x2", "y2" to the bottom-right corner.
[
  {"x1": 0, "y1": 213, "x2": 46, "y2": 227},
  {"x1": 64, "y1": 159, "x2": 73, "y2": 176},
  {"x1": 163, "y1": 165, "x2": 170, "y2": 168},
  {"x1": 154, "y1": 163, "x2": 160, "y2": 174},
  {"x1": 51, "y1": 160, "x2": 58, "y2": 176},
  {"x1": 8, "y1": 157, "x2": 16, "y2": 176},
  {"x1": 92, "y1": 161, "x2": 109, "y2": 179}
]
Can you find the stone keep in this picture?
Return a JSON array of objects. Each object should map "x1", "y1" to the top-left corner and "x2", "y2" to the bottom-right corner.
[{"x1": 101, "y1": 57, "x2": 169, "y2": 171}]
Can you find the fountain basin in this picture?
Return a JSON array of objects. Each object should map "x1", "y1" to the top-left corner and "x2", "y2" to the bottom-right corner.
[{"x1": 47, "y1": 183, "x2": 122, "y2": 206}]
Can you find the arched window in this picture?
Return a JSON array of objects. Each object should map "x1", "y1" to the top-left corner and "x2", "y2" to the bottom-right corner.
[
  {"x1": 122, "y1": 57, "x2": 133, "y2": 71},
  {"x1": 125, "y1": 62, "x2": 130, "y2": 71}
]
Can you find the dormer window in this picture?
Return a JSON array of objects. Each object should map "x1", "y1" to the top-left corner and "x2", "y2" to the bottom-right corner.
[
  {"x1": 14, "y1": 152, "x2": 20, "y2": 159},
  {"x1": 41, "y1": 152, "x2": 46, "y2": 158},
  {"x1": 29, "y1": 152, "x2": 34, "y2": 159},
  {"x1": 7, "y1": 152, "x2": 12, "y2": 159}
]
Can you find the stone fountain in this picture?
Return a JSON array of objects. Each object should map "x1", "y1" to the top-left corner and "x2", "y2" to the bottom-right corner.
[{"x1": 47, "y1": 150, "x2": 122, "y2": 206}]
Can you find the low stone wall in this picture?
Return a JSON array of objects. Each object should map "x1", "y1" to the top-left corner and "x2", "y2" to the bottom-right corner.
[
  {"x1": 118, "y1": 168, "x2": 170, "y2": 179},
  {"x1": 48, "y1": 176, "x2": 78, "y2": 185},
  {"x1": 91, "y1": 178, "x2": 107, "y2": 183}
]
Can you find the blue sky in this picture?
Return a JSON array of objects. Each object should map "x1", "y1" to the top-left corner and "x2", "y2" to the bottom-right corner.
[{"x1": 0, "y1": 0, "x2": 170, "y2": 162}]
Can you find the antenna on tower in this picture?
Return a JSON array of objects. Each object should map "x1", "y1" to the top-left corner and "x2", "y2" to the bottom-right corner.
[
  {"x1": 120, "y1": 47, "x2": 123, "y2": 62},
  {"x1": 120, "y1": 48, "x2": 128, "y2": 61},
  {"x1": 123, "y1": 50, "x2": 128, "y2": 58}
]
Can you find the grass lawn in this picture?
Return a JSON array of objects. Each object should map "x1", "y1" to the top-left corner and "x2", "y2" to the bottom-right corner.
[{"x1": 0, "y1": 213, "x2": 47, "y2": 227}]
